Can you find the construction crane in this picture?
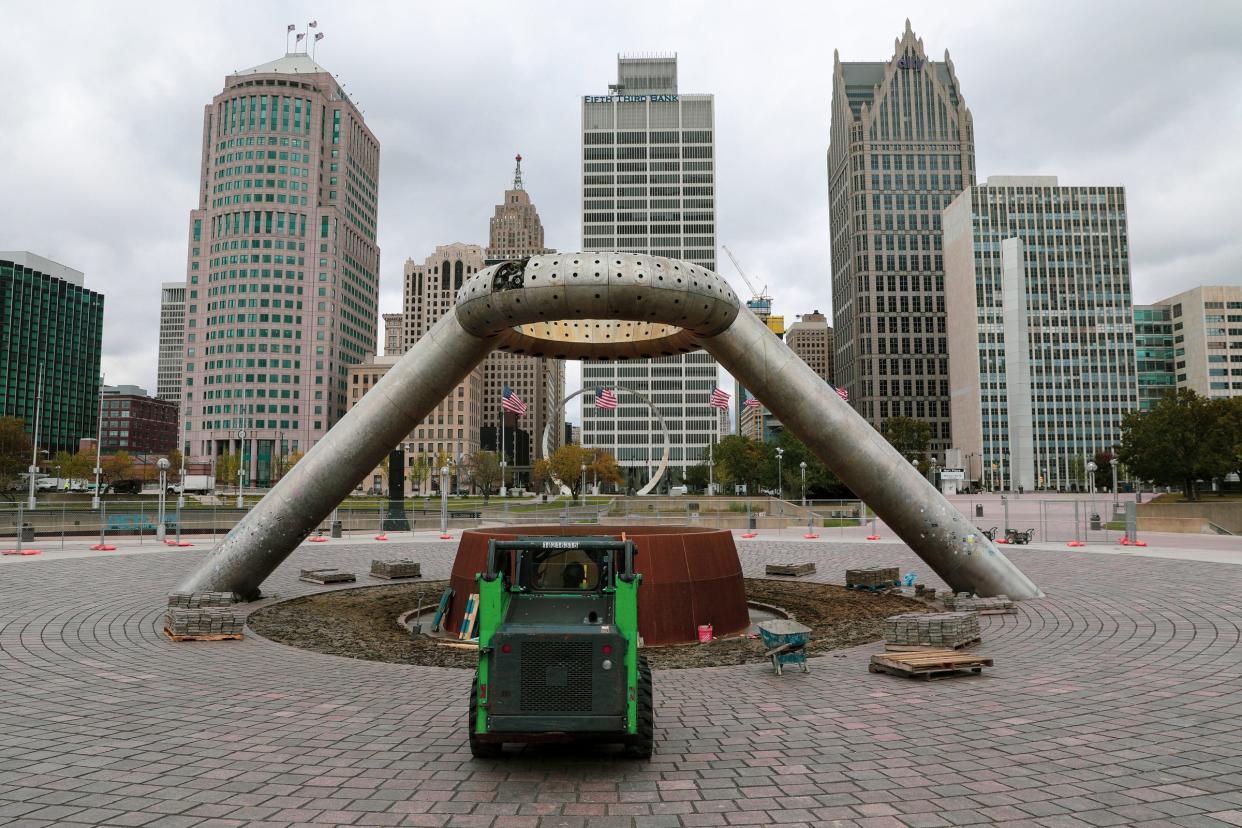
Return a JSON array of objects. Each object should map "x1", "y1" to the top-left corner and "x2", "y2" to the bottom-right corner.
[{"x1": 722, "y1": 245, "x2": 772, "y2": 320}]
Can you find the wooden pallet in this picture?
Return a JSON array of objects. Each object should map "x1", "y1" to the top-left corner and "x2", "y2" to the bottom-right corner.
[
  {"x1": 846, "y1": 582, "x2": 898, "y2": 593},
  {"x1": 368, "y1": 571, "x2": 422, "y2": 580},
  {"x1": 766, "y1": 562, "x2": 816, "y2": 577},
  {"x1": 884, "y1": 637, "x2": 981, "y2": 653},
  {"x1": 869, "y1": 650, "x2": 993, "y2": 680},
  {"x1": 163, "y1": 627, "x2": 243, "y2": 642}
]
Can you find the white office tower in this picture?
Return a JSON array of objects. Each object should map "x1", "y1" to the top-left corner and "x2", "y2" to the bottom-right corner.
[{"x1": 579, "y1": 54, "x2": 719, "y2": 492}]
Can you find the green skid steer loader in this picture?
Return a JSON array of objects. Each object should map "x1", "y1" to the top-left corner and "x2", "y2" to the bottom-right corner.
[{"x1": 467, "y1": 536, "x2": 653, "y2": 758}]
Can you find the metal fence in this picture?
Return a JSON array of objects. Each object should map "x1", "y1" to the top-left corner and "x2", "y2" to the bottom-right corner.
[{"x1": 1, "y1": 493, "x2": 1146, "y2": 548}]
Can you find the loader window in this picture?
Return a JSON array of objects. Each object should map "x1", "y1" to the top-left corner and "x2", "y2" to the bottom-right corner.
[{"x1": 527, "y1": 549, "x2": 600, "y2": 591}]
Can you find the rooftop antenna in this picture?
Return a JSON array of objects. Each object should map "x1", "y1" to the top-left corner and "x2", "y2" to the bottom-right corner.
[{"x1": 513, "y1": 153, "x2": 524, "y2": 190}]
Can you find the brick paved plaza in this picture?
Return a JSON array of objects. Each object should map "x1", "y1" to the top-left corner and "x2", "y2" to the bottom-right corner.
[{"x1": 2, "y1": 537, "x2": 1241, "y2": 827}]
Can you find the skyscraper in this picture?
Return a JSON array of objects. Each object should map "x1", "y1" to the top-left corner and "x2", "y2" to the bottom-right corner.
[
  {"x1": 828, "y1": 21, "x2": 975, "y2": 454},
  {"x1": 943, "y1": 176, "x2": 1138, "y2": 491},
  {"x1": 1144, "y1": 286, "x2": 1242, "y2": 401},
  {"x1": 482, "y1": 155, "x2": 563, "y2": 466},
  {"x1": 157, "y1": 281, "x2": 186, "y2": 404},
  {"x1": 786, "y1": 310, "x2": 835, "y2": 384},
  {"x1": 179, "y1": 49, "x2": 381, "y2": 486},
  {"x1": 0, "y1": 252, "x2": 103, "y2": 454},
  {"x1": 579, "y1": 54, "x2": 719, "y2": 491},
  {"x1": 1133, "y1": 304, "x2": 1175, "y2": 411}
]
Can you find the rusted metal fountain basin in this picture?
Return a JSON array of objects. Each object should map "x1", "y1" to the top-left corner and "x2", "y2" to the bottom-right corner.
[{"x1": 447, "y1": 526, "x2": 749, "y2": 645}]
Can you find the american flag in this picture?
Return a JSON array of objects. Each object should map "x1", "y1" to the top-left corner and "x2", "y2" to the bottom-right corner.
[
  {"x1": 744, "y1": 396, "x2": 761, "y2": 409},
  {"x1": 709, "y1": 387, "x2": 731, "y2": 410},
  {"x1": 831, "y1": 384, "x2": 849, "y2": 402},
  {"x1": 595, "y1": 387, "x2": 618, "y2": 410},
  {"x1": 501, "y1": 385, "x2": 527, "y2": 415}
]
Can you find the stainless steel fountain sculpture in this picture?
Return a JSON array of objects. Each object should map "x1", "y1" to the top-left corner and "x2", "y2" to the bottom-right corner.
[{"x1": 178, "y1": 253, "x2": 1042, "y2": 601}]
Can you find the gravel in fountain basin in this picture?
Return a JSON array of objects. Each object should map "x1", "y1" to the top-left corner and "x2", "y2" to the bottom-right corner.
[{"x1": 246, "y1": 579, "x2": 932, "y2": 670}]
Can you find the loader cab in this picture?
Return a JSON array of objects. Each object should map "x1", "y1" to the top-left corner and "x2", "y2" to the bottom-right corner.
[{"x1": 469, "y1": 537, "x2": 653, "y2": 758}]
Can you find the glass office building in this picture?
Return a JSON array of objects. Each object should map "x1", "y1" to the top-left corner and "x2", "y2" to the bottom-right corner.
[
  {"x1": 0, "y1": 252, "x2": 104, "y2": 454},
  {"x1": 1133, "y1": 304, "x2": 1175, "y2": 410}
]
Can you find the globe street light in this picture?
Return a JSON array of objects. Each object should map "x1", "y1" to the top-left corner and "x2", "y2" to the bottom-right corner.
[
  {"x1": 580, "y1": 463, "x2": 587, "y2": 506},
  {"x1": 799, "y1": 460, "x2": 807, "y2": 507},
  {"x1": 1086, "y1": 460, "x2": 1098, "y2": 494},
  {"x1": 775, "y1": 447, "x2": 784, "y2": 500},
  {"x1": 156, "y1": 458, "x2": 171, "y2": 542},
  {"x1": 1110, "y1": 457, "x2": 1119, "y2": 506}
]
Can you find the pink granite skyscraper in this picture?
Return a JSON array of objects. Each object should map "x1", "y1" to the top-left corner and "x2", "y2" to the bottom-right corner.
[{"x1": 179, "y1": 50, "x2": 381, "y2": 486}]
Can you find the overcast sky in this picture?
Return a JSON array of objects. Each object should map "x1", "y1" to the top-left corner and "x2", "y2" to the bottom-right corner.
[{"x1": 2, "y1": 0, "x2": 1240, "y2": 414}]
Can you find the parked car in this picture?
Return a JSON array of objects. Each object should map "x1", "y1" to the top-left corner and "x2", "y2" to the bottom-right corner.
[{"x1": 109, "y1": 479, "x2": 142, "y2": 495}]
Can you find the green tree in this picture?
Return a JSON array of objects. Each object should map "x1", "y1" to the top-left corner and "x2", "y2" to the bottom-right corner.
[
  {"x1": 214, "y1": 452, "x2": 239, "y2": 488},
  {"x1": 407, "y1": 452, "x2": 431, "y2": 495},
  {"x1": 880, "y1": 416, "x2": 932, "y2": 463},
  {"x1": 1116, "y1": 389, "x2": 1232, "y2": 501},
  {"x1": 463, "y1": 450, "x2": 502, "y2": 502},
  {"x1": 589, "y1": 449, "x2": 623, "y2": 493},
  {"x1": 103, "y1": 450, "x2": 133, "y2": 483},
  {"x1": 547, "y1": 444, "x2": 596, "y2": 499},
  {"x1": 53, "y1": 450, "x2": 93, "y2": 483},
  {"x1": 0, "y1": 417, "x2": 32, "y2": 493},
  {"x1": 767, "y1": 429, "x2": 843, "y2": 499},
  {"x1": 684, "y1": 458, "x2": 711, "y2": 493},
  {"x1": 713, "y1": 435, "x2": 765, "y2": 495},
  {"x1": 531, "y1": 458, "x2": 553, "y2": 494}
]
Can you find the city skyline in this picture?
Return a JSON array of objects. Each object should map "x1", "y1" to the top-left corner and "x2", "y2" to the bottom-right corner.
[{"x1": 1, "y1": 1, "x2": 1240, "y2": 414}]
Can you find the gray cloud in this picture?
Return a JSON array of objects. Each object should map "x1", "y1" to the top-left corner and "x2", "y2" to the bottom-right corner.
[{"x1": 1, "y1": 0, "x2": 1238, "y2": 400}]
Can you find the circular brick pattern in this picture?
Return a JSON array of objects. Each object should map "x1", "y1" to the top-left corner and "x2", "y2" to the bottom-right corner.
[{"x1": 1, "y1": 540, "x2": 1240, "y2": 827}]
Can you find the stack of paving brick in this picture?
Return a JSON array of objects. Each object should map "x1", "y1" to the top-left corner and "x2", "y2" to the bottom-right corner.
[
  {"x1": 884, "y1": 611, "x2": 981, "y2": 648},
  {"x1": 164, "y1": 592, "x2": 243, "y2": 638},
  {"x1": 166, "y1": 591, "x2": 236, "y2": 609},
  {"x1": 370, "y1": 559, "x2": 421, "y2": 578},
  {"x1": 943, "y1": 593, "x2": 1014, "y2": 612},
  {"x1": 845, "y1": 566, "x2": 899, "y2": 588}
]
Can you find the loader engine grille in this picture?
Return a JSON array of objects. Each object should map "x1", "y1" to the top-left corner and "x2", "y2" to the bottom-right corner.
[{"x1": 519, "y1": 641, "x2": 593, "y2": 712}]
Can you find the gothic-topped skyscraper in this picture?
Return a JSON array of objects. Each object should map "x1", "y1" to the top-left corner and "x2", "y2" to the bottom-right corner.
[
  {"x1": 828, "y1": 21, "x2": 975, "y2": 454},
  {"x1": 482, "y1": 156, "x2": 563, "y2": 468}
]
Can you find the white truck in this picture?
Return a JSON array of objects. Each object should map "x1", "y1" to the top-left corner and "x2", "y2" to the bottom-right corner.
[{"x1": 169, "y1": 474, "x2": 215, "y2": 494}]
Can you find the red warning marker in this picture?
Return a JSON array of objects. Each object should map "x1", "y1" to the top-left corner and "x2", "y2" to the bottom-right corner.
[
  {"x1": 439, "y1": 533, "x2": 453, "y2": 540},
  {"x1": 176, "y1": 541, "x2": 194, "y2": 547},
  {"x1": 2, "y1": 549, "x2": 42, "y2": 556},
  {"x1": 803, "y1": 533, "x2": 820, "y2": 539},
  {"x1": 740, "y1": 532, "x2": 757, "y2": 539},
  {"x1": 307, "y1": 536, "x2": 328, "y2": 543},
  {"x1": 1133, "y1": 540, "x2": 1148, "y2": 547},
  {"x1": 90, "y1": 543, "x2": 117, "y2": 551},
  {"x1": 374, "y1": 534, "x2": 389, "y2": 541},
  {"x1": 866, "y1": 535, "x2": 881, "y2": 541},
  {"x1": 1067, "y1": 540, "x2": 1085, "y2": 547}
]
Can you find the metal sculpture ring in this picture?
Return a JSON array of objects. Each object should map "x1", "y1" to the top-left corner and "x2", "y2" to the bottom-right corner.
[{"x1": 542, "y1": 386, "x2": 671, "y2": 496}]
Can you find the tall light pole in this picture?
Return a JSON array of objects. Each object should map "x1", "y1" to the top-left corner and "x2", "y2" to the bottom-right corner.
[
  {"x1": 439, "y1": 465, "x2": 450, "y2": 535},
  {"x1": 236, "y1": 428, "x2": 247, "y2": 509},
  {"x1": 1086, "y1": 460, "x2": 1097, "y2": 494},
  {"x1": 1110, "y1": 457, "x2": 1119, "y2": 506},
  {"x1": 156, "y1": 458, "x2": 170, "y2": 542},
  {"x1": 799, "y1": 460, "x2": 807, "y2": 507},
  {"x1": 580, "y1": 462, "x2": 587, "y2": 506},
  {"x1": 27, "y1": 368, "x2": 44, "y2": 510},
  {"x1": 775, "y1": 447, "x2": 784, "y2": 500},
  {"x1": 177, "y1": 450, "x2": 186, "y2": 510},
  {"x1": 92, "y1": 373, "x2": 105, "y2": 509}
]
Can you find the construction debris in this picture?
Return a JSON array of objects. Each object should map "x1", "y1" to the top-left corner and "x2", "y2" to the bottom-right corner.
[
  {"x1": 765, "y1": 562, "x2": 816, "y2": 577},
  {"x1": 166, "y1": 591, "x2": 236, "y2": 609},
  {"x1": 299, "y1": 568, "x2": 357, "y2": 585},
  {"x1": 845, "y1": 566, "x2": 899, "y2": 590}
]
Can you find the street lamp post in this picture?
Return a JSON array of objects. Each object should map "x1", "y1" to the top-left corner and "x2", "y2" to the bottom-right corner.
[
  {"x1": 799, "y1": 461, "x2": 807, "y2": 507},
  {"x1": 1086, "y1": 460, "x2": 1097, "y2": 495},
  {"x1": 236, "y1": 429, "x2": 247, "y2": 509},
  {"x1": 177, "y1": 453, "x2": 186, "y2": 511},
  {"x1": 156, "y1": 458, "x2": 170, "y2": 542},
  {"x1": 439, "y1": 465, "x2": 450, "y2": 535},
  {"x1": 1110, "y1": 457, "x2": 1119, "y2": 507},
  {"x1": 775, "y1": 447, "x2": 784, "y2": 500},
  {"x1": 92, "y1": 374, "x2": 104, "y2": 509},
  {"x1": 580, "y1": 463, "x2": 587, "y2": 506}
]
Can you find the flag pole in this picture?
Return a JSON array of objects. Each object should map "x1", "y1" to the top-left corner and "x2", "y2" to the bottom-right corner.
[
  {"x1": 500, "y1": 404, "x2": 507, "y2": 498},
  {"x1": 708, "y1": 393, "x2": 715, "y2": 498}
]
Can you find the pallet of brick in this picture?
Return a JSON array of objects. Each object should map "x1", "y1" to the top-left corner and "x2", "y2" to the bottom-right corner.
[
  {"x1": 164, "y1": 607, "x2": 244, "y2": 641},
  {"x1": 166, "y1": 591, "x2": 236, "y2": 609},
  {"x1": 765, "y1": 562, "x2": 816, "y2": 577},
  {"x1": 943, "y1": 593, "x2": 1015, "y2": 614},
  {"x1": 845, "y1": 566, "x2": 899, "y2": 590},
  {"x1": 883, "y1": 611, "x2": 981, "y2": 651},
  {"x1": 370, "y1": 559, "x2": 422, "y2": 579},
  {"x1": 299, "y1": 568, "x2": 357, "y2": 585}
]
